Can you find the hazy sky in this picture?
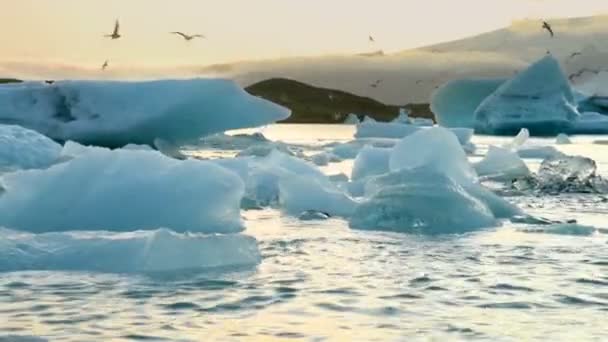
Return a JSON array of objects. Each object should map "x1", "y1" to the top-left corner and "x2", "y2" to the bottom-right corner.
[{"x1": 1, "y1": 0, "x2": 608, "y2": 67}]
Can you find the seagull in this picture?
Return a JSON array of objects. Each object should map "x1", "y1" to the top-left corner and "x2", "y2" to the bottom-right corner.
[
  {"x1": 170, "y1": 32, "x2": 206, "y2": 41},
  {"x1": 101, "y1": 60, "x2": 109, "y2": 71},
  {"x1": 105, "y1": 20, "x2": 121, "y2": 39},
  {"x1": 415, "y1": 80, "x2": 423, "y2": 85},
  {"x1": 568, "y1": 51, "x2": 582, "y2": 60},
  {"x1": 568, "y1": 68, "x2": 599, "y2": 82},
  {"x1": 542, "y1": 21, "x2": 554, "y2": 37},
  {"x1": 370, "y1": 79, "x2": 382, "y2": 88},
  {"x1": 369, "y1": 35, "x2": 375, "y2": 43}
]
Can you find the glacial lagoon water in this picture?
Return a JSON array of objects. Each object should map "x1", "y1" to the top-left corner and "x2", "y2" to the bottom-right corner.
[{"x1": 1, "y1": 124, "x2": 607, "y2": 341}]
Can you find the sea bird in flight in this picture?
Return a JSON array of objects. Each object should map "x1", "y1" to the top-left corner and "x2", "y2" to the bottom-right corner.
[
  {"x1": 101, "y1": 60, "x2": 109, "y2": 71},
  {"x1": 171, "y1": 32, "x2": 206, "y2": 41},
  {"x1": 542, "y1": 21, "x2": 554, "y2": 37},
  {"x1": 105, "y1": 20, "x2": 121, "y2": 39}
]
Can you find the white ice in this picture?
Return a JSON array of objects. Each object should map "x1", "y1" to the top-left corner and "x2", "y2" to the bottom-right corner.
[
  {"x1": 0, "y1": 124, "x2": 62, "y2": 172},
  {"x1": 348, "y1": 127, "x2": 521, "y2": 234},
  {"x1": 350, "y1": 168, "x2": 497, "y2": 234},
  {"x1": 351, "y1": 146, "x2": 391, "y2": 181},
  {"x1": 0, "y1": 79, "x2": 290, "y2": 147},
  {"x1": 474, "y1": 56, "x2": 579, "y2": 135},
  {"x1": 0, "y1": 146, "x2": 245, "y2": 233},
  {"x1": 343, "y1": 113, "x2": 361, "y2": 124},
  {"x1": 556, "y1": 133, "x2": 572, "y2": 145},
  {"x1": 279, "y1": 176, "x2": 356, "y2": 217},
  {"x1": 431, "y1": 78, "x2": 505, "y2": 128},
  {"x1": 0, "y1": 228, "x2": 261, "y2": 273},
  {"x1": 389, "y1": 127, "x2": 477, "y2": 185},
  {"x1": 474, "y1": 146, "x2": 530, "y2": 181}
]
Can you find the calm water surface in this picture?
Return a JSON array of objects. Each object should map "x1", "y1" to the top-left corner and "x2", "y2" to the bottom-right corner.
[{"x1": 1, "y1": 124, "x2": 607, "y2": 341}]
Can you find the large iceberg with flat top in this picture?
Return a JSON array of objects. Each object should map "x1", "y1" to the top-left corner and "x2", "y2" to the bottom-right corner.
[
  {"x1": 0, "y1": 124, "x2": 62, "y2": 172},
  {"x1": 0, "y1": 146, "x2": 245, "y2": 233},
  {"x1": 0, "y1": 79, "x2": 290, "y2": 147},
  {"x1": 474, "y1": 56, "x2": 579, "y2": 135},
  {"x1": 0, "y1": 228, "x2": 261, "y2": 273}
]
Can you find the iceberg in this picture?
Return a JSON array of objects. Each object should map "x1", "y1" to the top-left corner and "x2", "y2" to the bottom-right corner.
[
  {"x1": 391, "y1": 108, "x2": 410, "y2": 124},
  {"x1": 0, "y1": 124, "x2": 62, "y2": 172},
  {"x1": 343, "y1": 113, "x2": 361, "y2": 124},
  {"x1": 350, "y1": 169, "x2": 497, "y2": 234},
  {"x1": 349, "y1": 127, "x2": 521, "y2": 234},
  {"x1": 243, "y1": 150, "x2": 331, "y2": 208},
  {"x1": 0, "y1": 228, "x2": 261, "y2": 273},
  {"x1": 279, "y1": 176, "x2": 356, "y2": 217},
  {"x1": 389, "y1": 127, "x2": 477, "y2": 185},
  {"x1": 474, "y1": 146, "x2": 530, "y2": 182},
  {"x1": 555, "y1": 133, "x2": 572, "y2": 145},
  {"x1": 355, "y1": 121, "x2": 473, "y2": 145},
  {"x1": 0, "y1": 79, "x2": 290, "y2": 147},
  {"x1": 311, "y1": 152, "x2": 330, "y2": 166},
  {"x1": 0, "y1": 147, "x2": 245, "y2": 233},
  {"x1": 431, "y1": 78, "x2": 505, "y2": 128},
  {"x1": 512, "y1": 155, "x2": 608, "y2": 194},
  {"x1": 474, "y1": 56, "x2": 579, "y2": 135},
  {"x1": 355, "y1": 121, "x2": 421, "y2": 139},
  {"x1": 351, "y1": 146, "x2": 391, "y2": 181}
]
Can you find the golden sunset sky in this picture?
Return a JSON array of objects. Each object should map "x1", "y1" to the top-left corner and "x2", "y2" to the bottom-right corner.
[{"x1": 1, "y1": 0, "x2": 608, "y2": 67}]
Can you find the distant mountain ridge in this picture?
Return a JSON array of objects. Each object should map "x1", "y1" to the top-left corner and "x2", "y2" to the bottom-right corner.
[{"x1": 245, "y1": 78, "x2": 433, "y2": 123}]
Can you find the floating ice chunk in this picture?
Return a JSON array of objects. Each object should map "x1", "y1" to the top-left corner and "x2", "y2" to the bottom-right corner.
[
  {"x1": 237, "y1": 143, "x2": 295, "y2": 158},
  {"x1": 503, "y1": 128, "x2": 530, "y2": 150},
  {"x1": 0, "y1": 124, "x2": 62, "y2": 172},
  {"x1": 0, "y1": 79, "x2": 290, "y2": 147},
  {"x1": 389, "y1": 127, "x2": 477, "y2": 186},
  {"x1": 475, "y1": 56, "x2": 579, "y2": 135},
  {"x1": 410, "y1": 117, "x2": 435, "y2": 127},
  {"x1": 449, "y1": 128, "x2": 474, "y2": 145},
  {"x1": 298, "y1": 210, "x2": 332, "y2": 221},
  {"x1": 311, "y1": 152, "x2": 330, "y2": 166},
  {"x1": 244, "y1": 150, "x2": 328, "y2": 207},
  {"x1": 356, "y1": 121, "x2": 472, "y2": 144},
  {"x1": 555, "y1": 133, "x2": 572, "y2": 145},
  {"x1": 363, "y1": 116, "x2": 377, "y2": 123},
  {"x1": 391, "y1": 108, "x2": 410, "y2": 124},
  {"x1": 0, "y1": 148, "x2": 244, "y2": 233},
  {"x1": 280, "y1": 176, "x2": 356, "y2": 217},
  {"x1": 351, "y1": 146, "x2": 391, "y2": 181},
  {"x1": 474, "y1": 146, "x2": 530, "y2": 182},
  {"x1": 350, "y1": 169, "x2": 497, "y2": 234},
  {"x1": 0, "y1": 228, "x2": 261, "y2": 273},
  {"x1": 355, "y1": 121, "x2": 421, "y2": 139},
  {"x1": 520, "y1": 224, "x2": 597, "y2": 236},
  {"x1": 199, "y1": 132, "x2": 270, "y2": 150},
  {"x1": 513, "y1": 155, "x2": 608, "y2": 194},
  {"x1": 431, "y1": 78, "x2": 505, "y2": 128},
  {"x1": 153, "y1": 138, "x2": 187, "y2": 160},
  {"x1": 343, "y1": 113, "x2": 361, "y2": 124},
  {"x1": 331, "y1": 141, "x2": 365, "y2": 159}
]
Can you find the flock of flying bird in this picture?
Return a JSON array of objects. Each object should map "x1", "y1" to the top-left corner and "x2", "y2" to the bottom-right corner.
[
  {"x1": 98, "y1": 19, "x2": 592, "y2": 88},
  {"x1": 100, "y1": 20, "x2": 206, "y2": 70}
]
